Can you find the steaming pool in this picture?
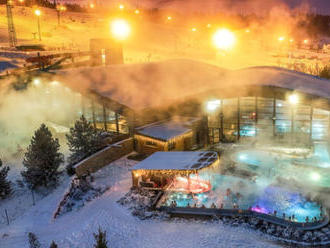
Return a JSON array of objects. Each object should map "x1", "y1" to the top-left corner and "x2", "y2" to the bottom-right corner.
[
  {"x1": 231, "y1": 143, "x2": 330, "y2": 188},
  {"x1": 160, "y1": 174, "x2": 324, "y2": 223}
]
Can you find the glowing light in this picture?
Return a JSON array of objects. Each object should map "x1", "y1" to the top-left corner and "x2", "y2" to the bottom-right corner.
[
  {"x1": 278, "y1": 36, "x2": 285, "y2": 42},
  {"x1": 33, "y1": 79, "x2": 40, "y2": 86},
  {"x1": 303, "y1": 39, "x2": 309, "y2": 44},
  {"x1": 167, "y1": 16, "x2": 172, "y2": 21},
  {"x1": 245, "y1": 29, "x2": 250, "y2": 33},
  {"x1": 51, "y1": 81, "x2": 60, "y2": 86},
  {"x1": 212, "y1": 28, "x2": 236, "y2": 50},
  {"x1": 289, "y1": 38, "x2": 294, "y2": 43},
  {"x1": 310, "y1": 172, "x2": 321, "y2": 181},
  {"x1": 206, "y1": 99, "x2": 221, "y2": 112},
  {"x1": 119, "y1": 4, "x2": 124, "y2": 10},
  {"x1": 277, "y1": 103, "x2": 283, "y2": 107},
  {"x1": 110, "y1": 19, "x2": 131, "y2": 40},
  {"x1": 34, "y1": 9, "x2": 41, "y2": 16},
  {"x1": 18, "y1": 0, "x2": 24, "y2": 3},
  {"x1": 57, "y1": 4, "x2": 67, "y2": 11},
  {"x1": 134, "y1": 9, "x2": 140, "y2": 14},
  {"x1": 239, "y1": 154, "x2": 247, "y2": 161},
  {"x1": 89, "y1": 3, "x2": 95, "y2": 9},
  {"x1": 191, "y1": 27, "x2": 197, "y2": 32},
  {"x1": 288, "y1": 94, "x2": 298, "y2": 105},
  {"x1": 206, "y1": 23, "x2": 212, "y2": 28}
]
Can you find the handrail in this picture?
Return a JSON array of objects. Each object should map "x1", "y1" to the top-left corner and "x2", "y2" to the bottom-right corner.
[{"x1": 159, "y1": 206, "x2": 329, "y2": 231}]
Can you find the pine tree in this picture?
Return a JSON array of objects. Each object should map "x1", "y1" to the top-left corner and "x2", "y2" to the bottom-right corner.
[
  {"x1": 93, "y1": 227, "x2": 108, "y2": 248},
  {"x1": 21, "y1": 124, "x2": 64, "y2": 189},
  {"x1": 0, "y1": 158, "x2": 11, "y2": 199},
  {"x1": 49, "y1": 240, "x2": 58, "y2": 248},
  {"x1": 66, "y1": 116, "x2": 103, "y2": 172},
  {"x1": 28, "y1": 232, "x2": 41, "y2": 248}
]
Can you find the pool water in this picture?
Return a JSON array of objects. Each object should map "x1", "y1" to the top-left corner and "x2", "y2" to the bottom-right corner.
[
  {"x1": 162, "y1": 174, "x2": 323, "y2": 223},
  {"x1": 232, "y1": 143, "x2": 330, "y2": 188}
]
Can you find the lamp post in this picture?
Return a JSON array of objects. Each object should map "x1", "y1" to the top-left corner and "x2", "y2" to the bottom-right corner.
[
  {"x1": 34, "y1": 9, "x2": 41, "y2": 41},
  {"x1": 56, "y1": 5, "x2": 66, "y2": 25}
]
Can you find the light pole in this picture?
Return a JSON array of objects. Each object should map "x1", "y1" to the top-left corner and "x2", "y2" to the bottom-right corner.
[
  {"x1": 34, "y1": 9, "x2": 41, "y2": 41},
  {"x1": 56, "y1": 5, "x2": 66, "y2": 25}
]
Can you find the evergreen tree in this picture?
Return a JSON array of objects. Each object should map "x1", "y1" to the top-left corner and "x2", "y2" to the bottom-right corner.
[
  {"x1": 21, "y1": 124, "x2": 64, "y2": 189},
  {"x1": 93, "y1": 228, "x2": 108, "y2": 248},
  {"x1": 0, "y1": 158, "x2": 11, "y2": 199},
  {"x1": 28, "y1": 232, "x2": 41, "y2": 248},
  {"x1": 49, "y1": 240, "x2": 58, "y2": 248},
  {"x1": 320, "y1": 66, "x2": 330, "y2": 79},
  {"x1": 66, "y1": 116, "x2": 103, "y2": 173}
]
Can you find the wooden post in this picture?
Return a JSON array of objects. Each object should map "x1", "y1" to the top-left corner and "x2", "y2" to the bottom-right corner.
[
  {"x1": 115, "y1": 112, "x2": 120, "y2": 134},
  {"x1": 102, "y1": 103, "x2": 107, "y2": 131},
  {"x1": 31, "y1": 189, "x2": 35, "y2": 206},
  {"x1": 91, "y1": 99, "x2": 96, "y2": 129},
  {"x1": 5, "y1": 209, "x2": 9, "y2": 225}
]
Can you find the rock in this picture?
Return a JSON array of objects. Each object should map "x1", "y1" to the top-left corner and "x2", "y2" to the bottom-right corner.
[
  {"x1": 292, "y1": 229, "x2": 303, "y2": 240},
  {"x1": 302, "y1": 231, "x2": 313, "y2": 242}
]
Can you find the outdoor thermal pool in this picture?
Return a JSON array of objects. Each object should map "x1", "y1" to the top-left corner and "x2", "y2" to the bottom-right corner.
[
  {"x1": 160, "y1": 174, "x2": 324, "y2": 223},
  {"x1": 231, "y1": 143, "x2": 330, "y2": 188}
]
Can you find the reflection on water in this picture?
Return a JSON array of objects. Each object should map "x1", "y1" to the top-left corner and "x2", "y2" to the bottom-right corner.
[{"x1": 162, "y1": 174, "x2": 323, "y2": 223}]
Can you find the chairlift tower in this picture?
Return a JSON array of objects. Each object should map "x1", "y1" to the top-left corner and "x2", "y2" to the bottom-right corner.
[{"x1": 6, "y1": 0, "x2": 17, "y2": 47}]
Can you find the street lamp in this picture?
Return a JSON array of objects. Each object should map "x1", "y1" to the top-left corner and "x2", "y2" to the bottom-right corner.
[
  {"x1": 56, "y1": 5, "x2": 66, "y2": 25},
  {"x1": 110, "y1": 19, "x2": 131, "y2": 41},
  {"x1": 212, "y1": 28, "x2": 236, "y2": 50},
  {"x1": 34, "y1": 9, "x2": 41, "y2": 41}
]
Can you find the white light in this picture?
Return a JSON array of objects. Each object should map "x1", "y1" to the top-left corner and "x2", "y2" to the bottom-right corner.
[
  {"x1": 212, "y1": 29, "x2": 236, "y2": 50},
  {"x1": 239, "y1": 154, "x2": 247, "y2": 160},
  {"x1": 277, "y1": 103, "x2": 283, "y2": 107},
  {"x1": 51, "y1": 81, "x2": 60, "y2": 86},
  {"x1": 310, "y1": 172, "x2": 321, "y2": 181},
  {"x1": 288, "y1": 94, "x2": 298, "y2": 105},
  {"x1": 206, "y1": 100, "x2": 221, "y2": 112},
  {"x1": 33, "y1": 79, "x2": 40, "y2": 86},
  {"x1": 110, "y1": 19, "x2": 131, "y2": 40}
]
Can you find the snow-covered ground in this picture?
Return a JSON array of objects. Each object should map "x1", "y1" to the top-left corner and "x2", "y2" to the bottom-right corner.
[{"x1": 0, "y1": 155, "x2": 281, "y2": 248}]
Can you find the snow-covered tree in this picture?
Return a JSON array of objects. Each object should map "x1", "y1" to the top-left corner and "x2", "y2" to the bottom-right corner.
[
  {"x1": 49, "y1": 240, "x2": 58, "y2": 248},
  {"x1": 93, "y1": 228, "x2": 108, "y2": 248},
  {"x1": 21, "y1": 124, "x2": 64, "y2": 189},
  {"x1": 0, "y1": 158, "x2": 11, "y2": 199},
  {"x1": 66, "y1": 115, "x2": 103, "y2": 174},
  {"x1": 28, "y1": 232, "x2": 41, "y2": 248}
]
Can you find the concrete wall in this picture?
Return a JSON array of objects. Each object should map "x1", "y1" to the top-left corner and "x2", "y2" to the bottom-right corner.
[{"x1": 75, "y1": 138, "x2": 134, "y2": 176}]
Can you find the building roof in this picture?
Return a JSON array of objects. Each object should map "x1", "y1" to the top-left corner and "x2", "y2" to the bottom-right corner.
[
  {"x1": 132, "y1": 151, "x2": 218, "y2": 171},
  {"x1": 56, "y1": 59, "x2": 330, "y2": 110},
  {"x1": 135, "y1": 116, "x2": 198, "y2": 141}
]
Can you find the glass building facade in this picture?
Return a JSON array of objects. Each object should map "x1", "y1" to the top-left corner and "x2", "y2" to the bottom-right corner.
[{"x1": 207, "y1": 96, "x2": 330, "y2": 144}]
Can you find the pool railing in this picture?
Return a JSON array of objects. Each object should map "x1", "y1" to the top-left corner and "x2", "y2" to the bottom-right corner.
[{"x1": 157, "y1": 206, "x2": 329, "y2": 231}]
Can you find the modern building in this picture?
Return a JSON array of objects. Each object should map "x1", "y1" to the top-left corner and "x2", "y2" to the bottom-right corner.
[{"x1": 134, "y1": 116, "x2": 201, "y2": 154}]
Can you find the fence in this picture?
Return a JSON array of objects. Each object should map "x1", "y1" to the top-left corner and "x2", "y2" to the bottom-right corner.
[
  {"x1": 74, "y1": 138, "x2": 134, "y2": 176},
  {"x1": 158, "y1": 206, "x2": 329, "y2": 231}
]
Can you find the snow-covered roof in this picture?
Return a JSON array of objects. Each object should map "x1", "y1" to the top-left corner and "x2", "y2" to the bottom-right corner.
[
  {"x1": 57, "y1": 59, "x2": 330, "y2": 110},
  {"x1": 132, "y1": 151, "x2": 219, "y2": 171},
  {"x1": 135, "y1": 116, "x2": 198, "y2": 141}
]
